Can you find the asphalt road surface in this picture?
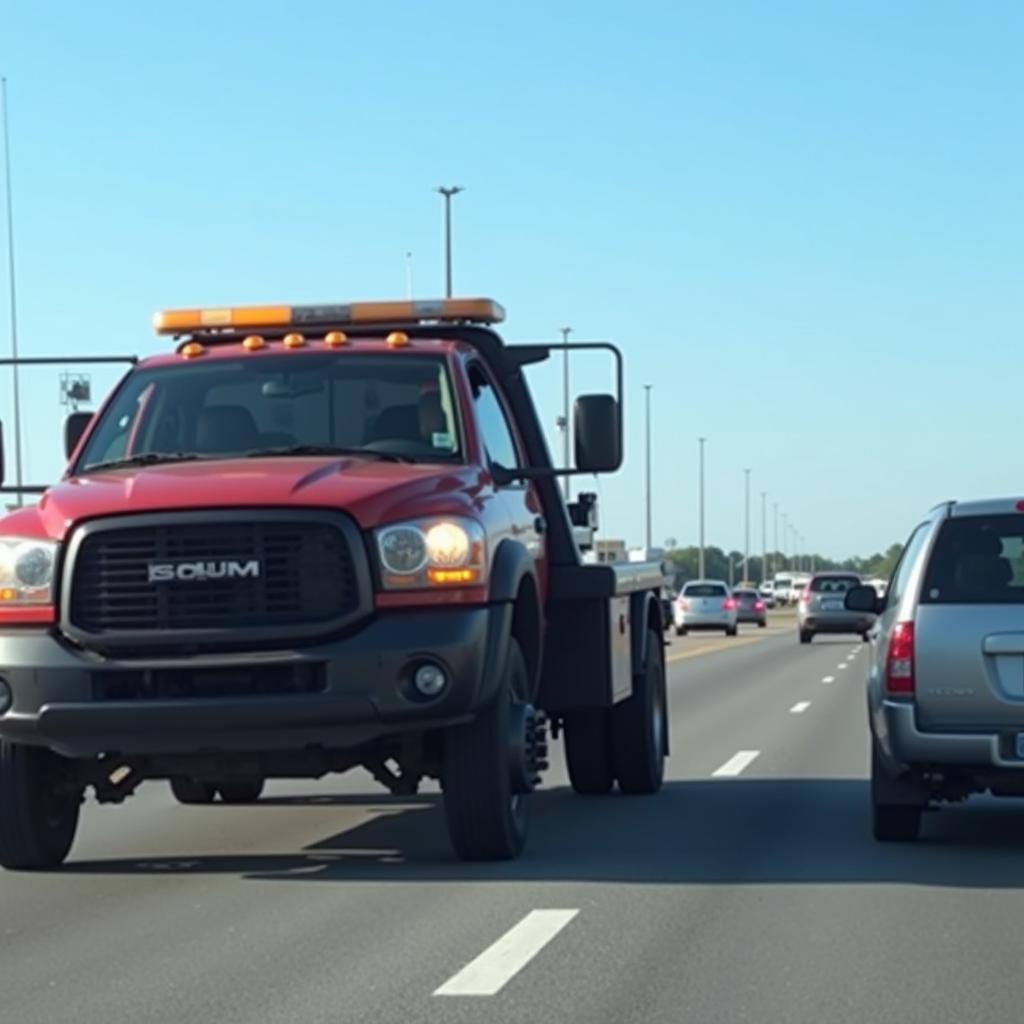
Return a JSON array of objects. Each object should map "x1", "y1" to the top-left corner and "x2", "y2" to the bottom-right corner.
[{"x1": 4, "y1": 616, "x2": 1024, "y2": 1023}]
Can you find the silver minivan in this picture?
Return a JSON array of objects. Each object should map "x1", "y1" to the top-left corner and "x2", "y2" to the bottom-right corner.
[{"x1": 847, "y1": 499, "x2": 1024, "y2": 842}]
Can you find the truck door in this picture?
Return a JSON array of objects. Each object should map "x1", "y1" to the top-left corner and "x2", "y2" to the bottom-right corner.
[{"x1": 467, "y1": 364, "x2": 546, "y2": 595}]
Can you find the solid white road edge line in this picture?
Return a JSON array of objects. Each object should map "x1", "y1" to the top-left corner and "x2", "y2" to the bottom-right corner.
[
  {"x1": 790, "y1": 701, "x2": 811, "y2": 714},
  {"x1": 434, "y1": 910, "x2": 579, "y2": 997},
  {"x1": 712, "y1": 750, "x2": 761, "y2": 778}
]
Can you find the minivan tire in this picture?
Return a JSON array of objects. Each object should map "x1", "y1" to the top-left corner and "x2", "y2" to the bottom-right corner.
[
  {"x1": 800, "y1": 630, "x2": 812, "y2": 644},
  {"x1": 872, "y1": 803, "x2": 922, "y2": 842},
  {"x1": 726, "y1": 626, "x2": 738, "y2": 637},
  {"x1": 0, "y1": 740, "x2": 82, "y2": 870}
]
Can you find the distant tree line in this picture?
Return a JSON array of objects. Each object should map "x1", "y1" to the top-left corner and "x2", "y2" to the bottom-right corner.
[{"x1": 666, "y1": 543, "x2": 905, "y2": 589}]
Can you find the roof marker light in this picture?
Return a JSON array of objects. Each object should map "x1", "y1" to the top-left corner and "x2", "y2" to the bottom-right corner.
[
  {"x1": 181, "y1": 342, "x2": 205, "y2": 359},
  {"x1": 283, "y1": 333, "x2": 305, "y2": 349},
  {"x1": 242, "y1": 335, "x2": 265, "y2": 351},
  {"x1": 153, "y1": 298, "x2": 505, "y2": 335},
  {"x1": 386, "y1": 331, "x2": 410, "y2": 349},
  {"x1": 324, "y1": 331, "x2": 348, "y2": 347}
]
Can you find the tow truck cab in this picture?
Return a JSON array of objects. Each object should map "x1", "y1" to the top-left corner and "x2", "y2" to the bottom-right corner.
[{"x1": 0, "y1": 298, "x2": 669, "y2": 869}]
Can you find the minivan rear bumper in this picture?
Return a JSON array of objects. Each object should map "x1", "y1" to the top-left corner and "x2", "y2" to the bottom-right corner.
[{"x1": 880, "y1": 700, "x2": 1024, "y2": 770}]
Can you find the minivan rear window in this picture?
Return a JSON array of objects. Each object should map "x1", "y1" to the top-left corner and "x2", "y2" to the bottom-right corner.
[
  {"x1": 810, "y1": 576, "x2": 860, "y2": 593},
  {"x1": 683, "y1": 584, "x2": 727, "y2": 597},
  {"x1": 922, "y1": 515, "x2": 1024, "y2": 605}
]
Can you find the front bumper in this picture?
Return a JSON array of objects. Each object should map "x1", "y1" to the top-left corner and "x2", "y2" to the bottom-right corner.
[
  {"x1": 878, "y1": 700, "x2": 1024, "y2": 771},
  {"x1": 0, "y1": 606, "x2": 507, "y2": 758}
]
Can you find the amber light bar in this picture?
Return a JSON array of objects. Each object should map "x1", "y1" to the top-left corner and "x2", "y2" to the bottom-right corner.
[{"x1": 153, "y1": 298, "x2": 505, "y2": 335}]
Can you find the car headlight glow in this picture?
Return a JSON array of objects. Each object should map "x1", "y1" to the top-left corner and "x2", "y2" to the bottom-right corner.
[
  {"x1": 375, "y1": 518, "x2": 486, "y2": 590},
  {"x1": 0, "y1": 538, "x2": 58, "y2": 605}
]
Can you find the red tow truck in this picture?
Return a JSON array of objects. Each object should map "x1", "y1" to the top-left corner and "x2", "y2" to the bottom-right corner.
[{"x1": 0, "y1": 298, "x2": 669, "y2": 868}]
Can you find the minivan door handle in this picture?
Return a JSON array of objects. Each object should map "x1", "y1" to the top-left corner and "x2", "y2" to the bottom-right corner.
[{"x1": 983, "y1": 634, "x2": 1024, "y2": 656}]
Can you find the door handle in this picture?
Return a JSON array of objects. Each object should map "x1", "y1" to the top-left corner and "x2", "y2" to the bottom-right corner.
[{"x1": 534, "y1": 516, "x2": 546, "y2": 534}]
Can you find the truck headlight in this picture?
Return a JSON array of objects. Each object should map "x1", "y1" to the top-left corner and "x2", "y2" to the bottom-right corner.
[
  {"x1": 0, "y1": 538, "x2": 57, "y2": 604},
  {"x1": 375, "y1": 518, "x2": 486, "y2": 589}
]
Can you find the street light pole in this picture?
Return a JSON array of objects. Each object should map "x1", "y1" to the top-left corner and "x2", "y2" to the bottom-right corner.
[
  {"x1": 434, "y1": 186, "x2": 464, "y2": 297},
  {"x1": 644, "y1": 385, "x2": 653, "y2": 551},
  {"x1": 761, "y1": 491, "x2": 767, "y2": 586},
  {"x1": 698, "y1": 437, "x2": 707, "y2": 579},
  {"x1": 782, "y1": 513, "x2": 789, "y2": 570},
  {"x1": 1, "y1": 78, "x2": 23, "y2": 507},
  {"x1": 743, "y1": 468, "x2": 751, "y2": 584},
  {"x1": 560, "y1": 326, "x2": 573, "y2": 500},
  {"x1": 773, "y1": 502, "x2": 779, "y2": 579}
]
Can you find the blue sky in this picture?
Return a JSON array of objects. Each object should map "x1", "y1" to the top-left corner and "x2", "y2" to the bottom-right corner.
[{"x1": 1, "y1": 1, "x2": 1021, "y2": 559}]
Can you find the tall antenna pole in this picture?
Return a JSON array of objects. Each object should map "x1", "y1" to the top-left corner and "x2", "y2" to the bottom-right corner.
[{"x1": 1, "y1": 78, "x2": 23, "y2": 506}]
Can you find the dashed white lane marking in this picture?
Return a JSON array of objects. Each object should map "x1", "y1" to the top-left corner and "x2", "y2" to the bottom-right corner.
[
  {"x1": 822, "y1": 675, "x2": 835, "y2": 684},
  {"x1": 434, "y1": 910, "x2": 579, "y2": 997},
  {"x1": 838, "y1": 664, "x2": 847, "y2": 670},
  {"x1": 790, "y1": 701, "x2": 811, "y2": 714},
  {"x1": 712, "y1": 750, "x2": 761, "y2": 777}
]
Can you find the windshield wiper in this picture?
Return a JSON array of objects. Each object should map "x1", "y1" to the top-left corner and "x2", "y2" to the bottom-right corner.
[
  {"x1": 244, "y1": 445, "x2": 413, "y2": 464},
  {"x1": 82, "y1": 452, "x2": 213, "y2": 473}
]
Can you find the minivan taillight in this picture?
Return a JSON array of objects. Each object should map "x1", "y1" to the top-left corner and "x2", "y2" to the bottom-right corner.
[
  {"x1": 886, "y1": 622, "x2": 915, "y2": 695},
  {"x1": 723, "y1": 598, "x2": 737, "y2": 611}
]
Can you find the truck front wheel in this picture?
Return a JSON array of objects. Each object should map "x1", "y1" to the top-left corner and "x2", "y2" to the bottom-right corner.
[
  {"x1": 0, "y1": 740, "x2": 82, "y2": 870},
  {"x1": 612, "y1": 628, "x2": 667, "y2": 794},
  {"x1": 564, "y1": 709, "x2": 614, "y2": 795},
  {"x1": 218, "y1": 780, "x2": 265, "y2": 804},
  {"x1": 442, "y1": 636, "x2": 531, "y2": 861},
  {"x1": 170, "y1": 777, "x2": 218, "y2": 805}
]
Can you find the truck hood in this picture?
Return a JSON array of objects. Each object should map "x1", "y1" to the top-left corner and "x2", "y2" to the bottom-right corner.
[{"x1": 10, "y1": 457, "x2": 494, "y2": 542}]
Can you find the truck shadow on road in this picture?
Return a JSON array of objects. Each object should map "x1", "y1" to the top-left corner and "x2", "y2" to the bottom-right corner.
[{"x1": 64, "y1": 779, "x2": 1024, "y2": 888}]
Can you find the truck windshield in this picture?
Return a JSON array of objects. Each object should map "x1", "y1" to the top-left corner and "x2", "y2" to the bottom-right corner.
[{"x1": 75, "y1": 353, "x2": 463, "y2": 472}]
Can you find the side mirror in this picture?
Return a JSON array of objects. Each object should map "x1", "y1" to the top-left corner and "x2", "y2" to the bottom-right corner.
[
  {"x1": 65, "y1": 412, "x2": 93, "y2": 460},
  {"x1": 845, "y1": 584, "x2": 881, "y2": 614},
  {"x1": 574, "y1": 394, "x2": 621, "y2": 473}
]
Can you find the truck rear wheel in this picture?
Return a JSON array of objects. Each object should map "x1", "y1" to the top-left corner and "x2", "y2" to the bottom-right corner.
[
  {"x1": 564, "y1": 709, "x2": 614, "y2": 795},
  {"x1": 0, "y1": 740, "x2": 82, "y2": 870},
  {"x1": 170, "y1": 777, "x2": 218, "y2": 805},
  {"x1": 612, "y1": 628, "x2": 666, "y2": 795},
  {"x1": 218, "y1": 780, "x2": 265, "y2": 804},
  {"x1": 442, "y1": 637, "x2": 532, "y2": 861}
]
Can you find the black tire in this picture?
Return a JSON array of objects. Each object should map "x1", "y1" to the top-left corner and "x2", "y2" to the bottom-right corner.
[
  {"x1": 871, "y1": 744, "x2": 924, "y2": 842},
  {"x1": 218, "y1": 780, "x2": 265, "y2": 804},
  {"x1": 726, "y1": 626, "x2": 738, "y2": 637},
  {"x1": 443, "y1": 637, "x2": 530, "y2": 861},
  {"x1": 758, "y1": 621, "x2": 767, "y2": 629},
  {"x1": 675, "y1": 625, "x2": 687, "y2": 637},
  {"x1": 612, "y1": 628, "x2": 666, "y2": 795},
  {"x1": 862, "y1": 633, "x2": 871, "y2": 643},
  {"x1": 799, "y1": 630, "x2": 812, "y2": 644},
  {"x1": 564, "y1": 709, "x2": 614, "y2": 795},
  {"x1": 0, "y1": 740, "x2": 81, "y2": 870},
  {"x1": 170, "y1": 777, "x2": 218, "y2": 805},
  {"x1": 872, "y1": 803, "x2": 922, "y2": 842}
]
